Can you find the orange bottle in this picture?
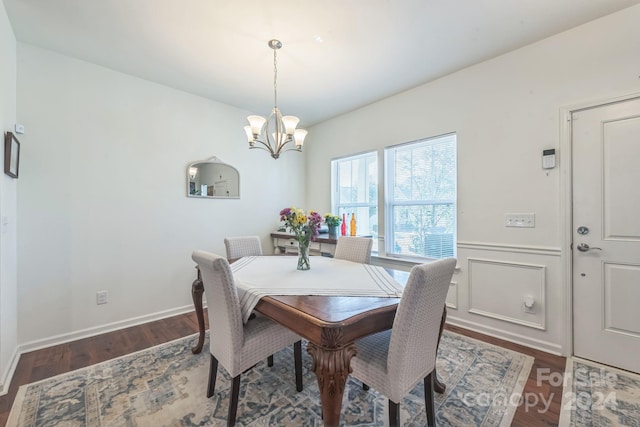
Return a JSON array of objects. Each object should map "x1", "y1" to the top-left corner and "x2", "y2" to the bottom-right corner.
[{"x1": 350, "y1": 213, "x2": 357, "y2": 236}]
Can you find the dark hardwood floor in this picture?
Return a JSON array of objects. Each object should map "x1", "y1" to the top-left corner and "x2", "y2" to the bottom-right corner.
[{"x1": 0, "y1": 312, "x2": 565, "y2": 426}]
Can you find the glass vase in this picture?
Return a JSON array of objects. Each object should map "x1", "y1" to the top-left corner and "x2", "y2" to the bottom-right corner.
[{"x1": 297, "y1": 240, "x2": 311, "y2": 270}]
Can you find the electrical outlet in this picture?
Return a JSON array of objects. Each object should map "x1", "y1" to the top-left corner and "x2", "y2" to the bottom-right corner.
[
  {"x1": 96, "y1": 291, "x2": 108, "y2": 305},
  {"x1": 522, "y1": 296, "x2": 535, "y2": 313},
  {"x1": 505, "y1": 213, "x2": 535, "y2": 228}
]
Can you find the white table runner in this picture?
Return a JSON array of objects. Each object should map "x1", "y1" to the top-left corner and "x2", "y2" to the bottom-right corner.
[{"x1": 231, "y1": 256, "x2": 405, "y2": 323}]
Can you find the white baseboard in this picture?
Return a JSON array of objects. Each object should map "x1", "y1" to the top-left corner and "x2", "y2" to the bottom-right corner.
[
  {"x1": 447, "y1": 315, "x2": 564, "y2": 356},
  {"x1": 18, "y1": 304, "x2": 196, "y2": 354},
  {"x1": 0, "y1": 346, "x2": 21, "y2": 396}
]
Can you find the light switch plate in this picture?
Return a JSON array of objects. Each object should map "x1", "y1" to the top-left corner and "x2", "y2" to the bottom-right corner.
[
  {"x1": 96, "y1": 291, "x2": 108, "y2": 305},
  {"x1": 505, "y1": 213, "x2": 535, "y2": 228}
]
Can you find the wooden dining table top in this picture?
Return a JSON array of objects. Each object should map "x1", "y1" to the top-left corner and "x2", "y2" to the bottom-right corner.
[
  {"x1": 253, "y1": 294, "x2": 401, "y2": 346},
  {"x1": 259, "y1": 294, "x2": 400, "y2": 323}
]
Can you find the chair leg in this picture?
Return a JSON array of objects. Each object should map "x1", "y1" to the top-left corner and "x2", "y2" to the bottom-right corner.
[
  {"x1": 228, "y1": 375, "x2": 241, "y2": 427},
  {"x1": 424, "y1": 372, "x2": 436, "y2": 427},
  {"x1": 207, "y1": 354, "x2": 218, "y2": 398},
  {"x1": 267, "y1": 355, "x2": 274, "y2": 367},
  {"x1": 294, "y1": 340, "x2": 303, "y2": 392},
  {"x1": 388, "y1": 400, "x2": 400, "y2": 427},
  {"x1": 362, "y1": 383, "x2": 370, "y2": 391}
]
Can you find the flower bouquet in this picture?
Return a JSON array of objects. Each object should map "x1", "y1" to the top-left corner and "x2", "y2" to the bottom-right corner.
[{"x1": 279, "y1": 207, "x2": 323, "y2": 270}]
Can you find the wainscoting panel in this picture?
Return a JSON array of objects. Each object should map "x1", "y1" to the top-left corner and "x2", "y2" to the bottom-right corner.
[
  {"x1": 446, "y1": 281, "x2": 458, "y2": 310},
  {"x1": 447, "y1": 242, "x2": 564, "y2": 355},
  {"x1": 468, "y1": 258, "x2": 546, "y2": 329}
]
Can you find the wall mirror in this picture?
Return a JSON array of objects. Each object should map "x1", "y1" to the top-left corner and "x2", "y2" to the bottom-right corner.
[{"x1": 187, "y1": 157, "x2": 240, "y2": 199}]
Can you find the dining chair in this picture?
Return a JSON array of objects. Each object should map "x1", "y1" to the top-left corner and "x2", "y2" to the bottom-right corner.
[
  {"x1": 224, "y1": 235, "x2": 263, "y2": 260},
  {"x1": 333, "y1": 236, "x2": 373, "y2": 264},
  {"x1": 192, "y1": 250, "x2": 303, "y2": 427},
  {"x1": 350, "y1": 257, "x2": 456, "y2": 427},
  {"x1": 224, "y1": 235, "x2": 270, "y2": 348}
]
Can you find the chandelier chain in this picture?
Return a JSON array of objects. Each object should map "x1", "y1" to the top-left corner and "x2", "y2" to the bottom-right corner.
[{"x1": 273, "y1": 45, "x2": 278, "y2": 108}]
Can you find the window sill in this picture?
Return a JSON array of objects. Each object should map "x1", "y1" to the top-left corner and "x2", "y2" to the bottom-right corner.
[{"x1": 371, "y1": 254, "x2": 460, "y2": 272}]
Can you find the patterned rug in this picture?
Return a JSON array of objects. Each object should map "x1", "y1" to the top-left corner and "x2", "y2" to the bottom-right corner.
[
  {"x1": 8, "y1": 331, "x2": 532, "y2": 426},
  {"x1": 559, "y1": 358, "x2": 640, "y2": 427}
]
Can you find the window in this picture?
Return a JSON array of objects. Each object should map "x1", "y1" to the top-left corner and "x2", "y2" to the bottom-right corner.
[
  {"x1": 331, "y1": 152, "x2": 378, "y2": 251},
  {"x1": 385, "y1": 133, "x2": 456, "y2": 259}
]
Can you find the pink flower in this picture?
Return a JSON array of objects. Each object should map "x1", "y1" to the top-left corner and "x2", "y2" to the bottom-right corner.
[{"x1": 279, "y1": 207, "x2": 292, "y2": 221}]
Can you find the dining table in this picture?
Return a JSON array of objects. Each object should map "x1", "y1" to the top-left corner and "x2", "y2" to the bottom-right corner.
[{"x1": 190, "y1": 255, "x2": 447, "y2": 427}]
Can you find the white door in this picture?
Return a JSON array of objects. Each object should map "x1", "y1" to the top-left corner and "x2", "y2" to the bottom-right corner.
[{"x1": 572, "y1": 97, "x2": 640, "y2": 374}]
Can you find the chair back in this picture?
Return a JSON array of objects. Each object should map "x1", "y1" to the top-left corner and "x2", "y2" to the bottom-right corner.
[
  {"x1": 333, "y1": 236, "x2": 373, "y2": 264},
  {"x1": 192, "y1": 250, "x2": 244, "y2": 369},
  {"x1": 224, "y1": 236, "x2": 263, "y2": 260},
  {"x1": 387, "y1": 257, "x2": 456, "y2": 394}
]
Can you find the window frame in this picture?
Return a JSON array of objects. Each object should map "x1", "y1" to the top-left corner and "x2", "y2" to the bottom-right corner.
[
  {"x1": 330, "y1": 150, "x2": 379, "y2": 250},
  {"x1": 383, "y1": 133, "x2": 457, "y2": 261}
]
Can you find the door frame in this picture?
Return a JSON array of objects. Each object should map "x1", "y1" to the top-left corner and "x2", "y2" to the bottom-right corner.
[{"x1": 559, "y1": 90, "x2": 640, "y2": 358}]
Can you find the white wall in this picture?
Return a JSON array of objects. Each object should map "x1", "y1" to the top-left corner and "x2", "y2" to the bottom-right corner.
[
  {"x1": 306, "y1": 5, "x2": 640, "y2": 354},
  {"x1": 15, "y1": 43, "x2": 306, "y2": 348},
  {"x1": 0, "y1": 0, "x2": 18, "y2": 394},
  {"x1": 8, "y1": 2, "x2": 640, "y2": 377}
]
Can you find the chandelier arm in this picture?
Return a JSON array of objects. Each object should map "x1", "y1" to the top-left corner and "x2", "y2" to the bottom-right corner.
[
  {"x1": 249, "y1": 144, "x2": 275, "y2": 154},
  {"x1": 273, "y1": 137, "x2": 296, "y2": 153},
  {"x1": 269, "y1": 134, "x2": 292, "y2": 157},
  {"x1": 252, "y1": 138, "x2": 275, "y2": 152},
  {"x1": 280, "y1": 146, "x2": 303, "y2": 153}
]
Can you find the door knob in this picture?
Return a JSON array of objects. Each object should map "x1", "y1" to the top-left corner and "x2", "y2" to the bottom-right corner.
[{"x1": 577, "y1": 243, "x2": 602, "y2": 252}]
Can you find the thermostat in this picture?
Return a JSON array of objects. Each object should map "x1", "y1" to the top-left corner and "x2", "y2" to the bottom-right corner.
[{"x1": 542, "y1": 149, "x2": 556, "y2": 169}]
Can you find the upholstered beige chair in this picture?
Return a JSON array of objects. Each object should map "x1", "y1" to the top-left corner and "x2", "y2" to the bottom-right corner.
[
  {"x1": 224, "y1": 236, "x2": 263, "y2": 260},
  {"x1": 192, "y1": 250, "x2": 303, "y2": 427},
  {"x1": 350, "y1": 257, "x2": 456, "y2": 427},
  {"x1": 333, "y1": 236, "x2": 373, "y2": 264}
]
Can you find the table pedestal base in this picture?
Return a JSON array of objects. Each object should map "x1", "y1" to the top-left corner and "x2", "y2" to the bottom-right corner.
[
  {"x1": 307, "y1": 340, "x2": 357, "y2": 427},
  {"x1": 191, "y1": 269, "x2": 205, "y2": 354}
]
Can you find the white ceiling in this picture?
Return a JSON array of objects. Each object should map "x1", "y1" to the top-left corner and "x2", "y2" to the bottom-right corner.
[{"x1": 4, "y1": 0, "x2": 640, "y2": 126}]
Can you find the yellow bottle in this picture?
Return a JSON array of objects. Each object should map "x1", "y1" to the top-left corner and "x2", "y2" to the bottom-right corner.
[{"x1": 350, "y1": 213, "x2": 357, "y2": 236}]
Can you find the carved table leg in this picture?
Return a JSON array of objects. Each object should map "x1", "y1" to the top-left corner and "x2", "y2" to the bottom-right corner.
[
  {"x1": 191, "y1": 268, "x2": 206, "y2": 354},
  {"x1": 434, "y1": 306, "x2": 447, "y2": 393},
  {"x1": 307, "y1": 340, "x2": 357, "y2": 427}
]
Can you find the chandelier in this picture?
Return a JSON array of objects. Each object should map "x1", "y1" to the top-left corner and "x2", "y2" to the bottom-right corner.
[{"x1": 243, "y1": 39, "x2": 307, "y2": 159}]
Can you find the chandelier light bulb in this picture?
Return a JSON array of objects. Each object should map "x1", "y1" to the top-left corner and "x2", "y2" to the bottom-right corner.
[{"x1": 294, "y1": 129, "x2": 308, "y2": 147}]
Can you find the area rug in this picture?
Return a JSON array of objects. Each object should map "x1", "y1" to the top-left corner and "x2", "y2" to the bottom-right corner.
[
  {"x1": 8, "y1": 331, "x2": 532, "y2": 426},
  {"x1": 558, "y1": 357, "x2": 640, "y2": 427}
]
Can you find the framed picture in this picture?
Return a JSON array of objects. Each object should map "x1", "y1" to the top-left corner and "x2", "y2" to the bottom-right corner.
[{"x1": 4, "y1": 131, "x2": 20, "y2": 178}]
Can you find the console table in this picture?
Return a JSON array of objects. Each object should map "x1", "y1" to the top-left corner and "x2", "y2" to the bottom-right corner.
[{"x1": 270, "y1": 232, "x2": 338, "y2": 256}]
